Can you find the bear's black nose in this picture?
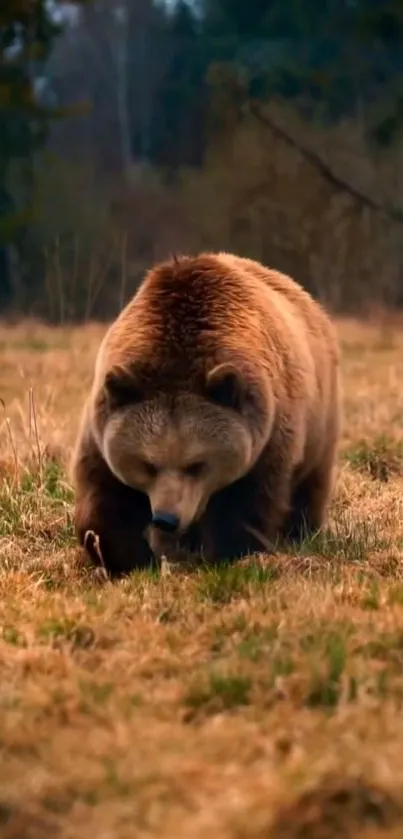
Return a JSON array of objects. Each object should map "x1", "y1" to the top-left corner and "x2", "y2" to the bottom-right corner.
[{"x1": 151, "y1": 511, "x2": 180, "y2": 534}]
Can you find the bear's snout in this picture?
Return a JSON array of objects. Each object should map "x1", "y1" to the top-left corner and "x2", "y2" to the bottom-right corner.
[{"x1": 151, "y1": 511, "x2": 180, "y2": 534}]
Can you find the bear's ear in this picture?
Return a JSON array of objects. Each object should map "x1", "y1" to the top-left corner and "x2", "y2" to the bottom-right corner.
[
  {"x1": 104, "y1": 367, "x2": 143, "y2": 409},
  {"x1": 206, "y1": 362, "x2": 247, "y2": 412}
]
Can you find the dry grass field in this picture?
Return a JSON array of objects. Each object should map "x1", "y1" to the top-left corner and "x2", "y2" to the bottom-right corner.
[{"x1": 0, "y1": 314, "x2": 403, "y2": 839}]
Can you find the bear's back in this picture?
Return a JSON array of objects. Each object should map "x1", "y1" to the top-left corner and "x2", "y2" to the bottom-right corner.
[
  {"x1": 96, "y1": 251, "x2": 339, "y2": 401},
  {"x1": 217, "y1": 252, "x2": 338, "y2": 355},
  {"x1": 214, "y1": 253, "x2": 340, "y2": 428}
]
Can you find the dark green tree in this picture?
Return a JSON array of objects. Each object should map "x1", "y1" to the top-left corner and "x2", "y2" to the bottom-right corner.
[
  {"x1": 150, "y1": 0, "x2": 208, "y2": 168},
  {"x1": 0, "y1": 1, "x2": 87, "y2": 308},
  {"x1": 200, "y1": 0, "x2": 403, "y2": 219},
  {"x1": 201, "y1": 0, "x2": 403, "y2": 144}
]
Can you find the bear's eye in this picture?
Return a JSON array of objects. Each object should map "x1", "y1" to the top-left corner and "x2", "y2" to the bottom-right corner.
[
  {"x1": 142, "y1": 461, "x2": 159, "y2": 478},
  {"x1": 183, "y1": 461, "x2": 206, "y2": 478}
]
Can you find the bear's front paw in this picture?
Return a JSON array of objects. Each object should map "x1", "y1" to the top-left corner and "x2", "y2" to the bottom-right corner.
[{"x1": 83, "y1": 529, "x2": 110, "y2": 581}]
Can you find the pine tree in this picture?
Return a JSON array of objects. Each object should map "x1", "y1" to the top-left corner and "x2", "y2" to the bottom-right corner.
[{"x1": 0, "y1": 1, "x2": 85, "y2": 306}]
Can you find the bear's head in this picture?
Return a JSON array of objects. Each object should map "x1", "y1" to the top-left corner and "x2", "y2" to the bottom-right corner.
[{"x1": 92, "y1": 356, "x2": 272, "y2": 557}]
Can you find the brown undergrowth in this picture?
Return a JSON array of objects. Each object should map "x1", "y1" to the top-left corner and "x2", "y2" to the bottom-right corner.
[{"x1": 0, "y1": 315, "x2": 403, "y2": 838}]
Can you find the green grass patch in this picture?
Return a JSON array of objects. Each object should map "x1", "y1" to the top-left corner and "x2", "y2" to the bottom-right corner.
[
  {"x1": 38, "y1": 618, "x2": 95, "y2": 650},
  {"x1": 198, "y1": 562, "x2": 278, "y2": 604},
  {"x1": 0, "y1": 457, "x2": 74, "y2": 546},
  {"x1": 287, "y1": 518, "x2": 388, "y2": 563},
  {"x1": 184, "y1": 670, "x2": 252, "y2": 718},
  {"x1": 344, "y1": 434, "x2": 403, "y2": 480}
]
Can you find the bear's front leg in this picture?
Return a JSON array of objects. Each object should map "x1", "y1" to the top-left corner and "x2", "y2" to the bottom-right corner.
[
  {"x1": 201, "y1": 480, "x2": 288, "y2": 563},
  {"x1": 72, "y1": 431, "x2": 153, "y2": 578},
  {"x1": 201, "y1": 451, "x2": 293, "y2": 564}
]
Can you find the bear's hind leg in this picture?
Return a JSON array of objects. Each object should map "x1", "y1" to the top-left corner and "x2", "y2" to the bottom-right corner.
[{"x1": 284, "y1": 458, "x2": 336, "y2": 544}]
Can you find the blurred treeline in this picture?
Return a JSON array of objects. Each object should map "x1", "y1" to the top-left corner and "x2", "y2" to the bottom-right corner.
[{"x1": 2, "y1": 0, "x2": 403, "y2": 321}]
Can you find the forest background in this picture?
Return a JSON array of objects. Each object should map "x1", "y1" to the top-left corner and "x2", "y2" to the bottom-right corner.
[{"x1": 2, "y1": 0, "x2": 403, "y2": 321}]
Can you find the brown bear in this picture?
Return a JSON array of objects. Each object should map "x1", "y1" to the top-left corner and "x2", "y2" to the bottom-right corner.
[{"x1": 71, "y1": 251, "x2": 342, "y2": 577}]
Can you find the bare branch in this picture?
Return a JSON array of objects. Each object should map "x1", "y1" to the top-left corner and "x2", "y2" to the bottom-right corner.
[{"x1": 248, "y1": 102, "x2": 403, "y2": 224}]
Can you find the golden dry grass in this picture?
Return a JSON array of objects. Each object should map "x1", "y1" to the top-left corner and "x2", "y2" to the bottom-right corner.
[{"x1": 0, "y1": 315, "x2": 403, "y2": 838}]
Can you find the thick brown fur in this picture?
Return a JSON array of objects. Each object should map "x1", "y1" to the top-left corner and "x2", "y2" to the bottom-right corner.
[{"x1": 71, "y1": 251, "x2": 341, "y2": 577}]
